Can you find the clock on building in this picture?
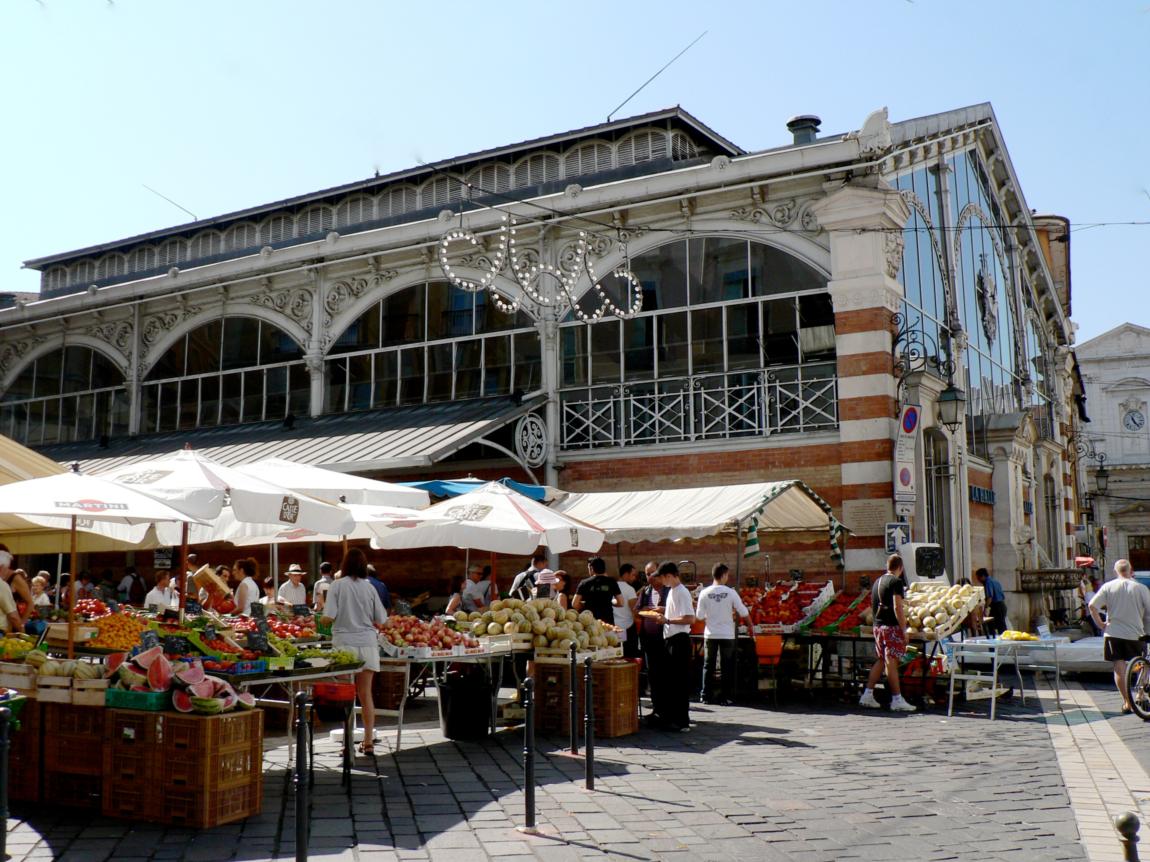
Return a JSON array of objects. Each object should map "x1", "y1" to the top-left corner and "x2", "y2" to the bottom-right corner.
[{"x1": 1124, "y1": 409, "x2": 1146, "y2": 432}]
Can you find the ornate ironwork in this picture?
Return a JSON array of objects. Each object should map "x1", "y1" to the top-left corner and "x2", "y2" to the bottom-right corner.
[{"x1": 891, "y1": 311, "x2": 958, "y2": 415}]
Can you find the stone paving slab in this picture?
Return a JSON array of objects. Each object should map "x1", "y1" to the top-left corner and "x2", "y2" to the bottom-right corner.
[{"x1": 5, "y1": 679, "x2": 1104, "y2": 861}]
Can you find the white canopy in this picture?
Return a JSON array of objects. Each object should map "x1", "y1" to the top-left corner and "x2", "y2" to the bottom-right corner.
[
  {"x1": 233, "y1": 458, "x2": 431, "y2": 509},
  {"x1": 371, "y1": 481, "x2": 604, "y2": 555},
  {"x1": 186, "y1": 503, "x2": 446, "y2": 547},
  {"x1": 551, "y1": 481, "x2": 843, "y2": 545}
]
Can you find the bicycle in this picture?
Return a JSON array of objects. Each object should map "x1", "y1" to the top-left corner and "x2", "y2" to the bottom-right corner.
[{"x1": 1124, "y1": 637, "x2": 1150, "y2": 720}]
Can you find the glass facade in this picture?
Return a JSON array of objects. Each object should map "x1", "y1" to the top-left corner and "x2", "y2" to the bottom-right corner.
[
  {"x1": 324, "y1": 281, "x2": 539, "y2": 412},
  {"x1": 0, "y1": 346, "x2": 128, "y2": 445},
  {"x1": 891, "y1": 149, "x2": 1051, "y2": 458},
  {"x1": 559, "y1": 237, "x2": 836, "y2": 449},
  {"x1": 142, "y1": 317, "x2": 308, "y2": 433}
]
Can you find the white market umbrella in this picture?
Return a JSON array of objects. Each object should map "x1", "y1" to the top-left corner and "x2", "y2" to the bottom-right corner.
[
  {"x1": 233, "y1": 457, "x2": 431, "y2": 509},
  {"x1": 0, "y1": 465, "x2": 203, "y2": 655},
  {"x1": 185, "y1": 503, "x2": 447, "y2": 547},
  {"x1": 369, "y1": 481, "x2": 604, "y2": 555},
  {"x1": 98, "y1": 448, "x2": 355, "y2": 612}
]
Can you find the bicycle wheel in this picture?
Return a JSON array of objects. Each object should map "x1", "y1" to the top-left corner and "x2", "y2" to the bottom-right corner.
[{"x1": 1127, "y1": 656, "x2": 1150, "y2": 720}]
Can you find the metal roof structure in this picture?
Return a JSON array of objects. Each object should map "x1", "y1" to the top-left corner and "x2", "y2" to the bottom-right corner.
[
  {"x1": 24, "y1": 106, "x2": 743, "y2": 270},
  {"x1": 38, "y1": 395, "x2": 541, "y2": 476}
]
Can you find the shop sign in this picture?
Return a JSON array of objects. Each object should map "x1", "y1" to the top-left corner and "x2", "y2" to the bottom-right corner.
[
  {"x1": 969, "y1": 486, "x2": 995, "y2": 505},
  {"x1": 153, "y1": 548, "x2": 174, "y2": 570}
]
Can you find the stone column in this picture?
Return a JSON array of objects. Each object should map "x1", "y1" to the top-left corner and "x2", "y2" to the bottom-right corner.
[
  {"x1": 810, "y1": 182, "x2": 910, "y2": 577},
  {"x1": 986, "y1": 414, "x2": 1034, "y2": 624}
]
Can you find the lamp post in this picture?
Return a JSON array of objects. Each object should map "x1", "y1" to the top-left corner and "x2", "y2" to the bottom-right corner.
[
  {"x1": 1095, "y1": 453, "x2": 1109, "y2": 495},
  {"x1": 937, "y1": 381, "x2": 967, "y2": 434}
]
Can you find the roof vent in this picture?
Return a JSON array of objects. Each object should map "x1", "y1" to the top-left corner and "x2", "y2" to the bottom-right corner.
[{"x1": 786, "y1": 114, "x2": 822, "y2": 145}]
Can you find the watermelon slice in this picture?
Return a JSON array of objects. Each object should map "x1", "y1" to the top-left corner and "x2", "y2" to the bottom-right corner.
[
  {"x1": 209, "y1": 677, "x2": 236, "y2": 698},
  {"x1": 236, "y1": 692, "x2": 256, "y2": 710},
  {"x1": 189, "y1": 679, "x2": 216, "y2": 698},
  {"x1": 105, "y1": 652, "x2": 128, "y2": 679},
  {"x1": 190, "y1": 696, "x2": 225, "y2": 715},
  {"x1": 147, "y1": 655, "x2": 173, "y2": 692},
  {"x1": 172, "y1": 690, "x2": 195, "y2": 713},
  {"x1": 130, "y1": 684, "x2": 152, "y2": 692},
  {"x1": 134, "y1": 645, "x2": 164, "y2": 670},
  {"x1": 174, "y1": 662, "x2": 206, "y2": 687},
  {"x1": 118, "y1": 663, "x2": 148, "y2": 688}
]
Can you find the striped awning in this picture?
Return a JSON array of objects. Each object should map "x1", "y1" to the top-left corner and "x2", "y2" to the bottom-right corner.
[{"x1": 37, "y1": 396, "x2": 542, "y2": 476}]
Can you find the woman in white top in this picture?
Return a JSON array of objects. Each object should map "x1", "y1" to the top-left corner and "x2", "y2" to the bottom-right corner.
[
  {"x1": 30, "y1": 575, "x2": 51, "y2": 608},
  {"x1": 321, "y1": 548, "x2": 387, "y2": 756},
  {"x1": 232, "y1": 558, "x2": 261, "y2": 617}
]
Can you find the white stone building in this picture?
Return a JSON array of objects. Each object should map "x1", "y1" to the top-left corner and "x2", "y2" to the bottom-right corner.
[{"x1": 1077, "y1": 323, "x2": 1150, "y2": 574}]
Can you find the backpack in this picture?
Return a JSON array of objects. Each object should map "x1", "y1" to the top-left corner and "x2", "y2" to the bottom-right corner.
[{"x1": 129, "y1": 575, "x2": 146, "y2": 605}]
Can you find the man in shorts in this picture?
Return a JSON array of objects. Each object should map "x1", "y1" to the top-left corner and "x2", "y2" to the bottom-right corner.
[
  {"x1": 859, "y1": 553, "x2": 915, "y2": 712},
  {"x1": 1089, "y1": 559, "x2": 1150, "y2": 714}
]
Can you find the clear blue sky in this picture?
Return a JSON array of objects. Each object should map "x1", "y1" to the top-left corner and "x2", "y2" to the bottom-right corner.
[{"x1": 2, "y1": 0, "x2": 1146, "y2": 344}]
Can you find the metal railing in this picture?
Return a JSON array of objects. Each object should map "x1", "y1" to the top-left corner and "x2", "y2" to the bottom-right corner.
[{"x1": 560, "y1": 368, "x2": 838, "y2": 450}]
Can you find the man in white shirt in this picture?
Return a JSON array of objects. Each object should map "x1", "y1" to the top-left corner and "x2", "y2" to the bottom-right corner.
[
  {"x1": 278, "y1": 564, "x2": 309, "y2": 607},
  {"x1": 313, "y1": 562, "x2": 334, "y2": 612},
  {"x1": 461, "y1": 565, "x2": 494, "y2": 613},
  {"x1": 0, "y1": 547, "x2": 23, "y2": 634},
  {"x1": 1090, "y1": 559, "x2": 1150, "y2": 714},
  {"x1": 652, "y1": 562, "x2": 695, "y2": 732},
  {"x1": 695, "y1": 563, "x2": 753, "y2": 705},
  {"x1": 143, "y1": 572, "x2": 176, "y2": 611},
  {"x1": 613, "y1": 564, "x2": 639, "y2": 657}
]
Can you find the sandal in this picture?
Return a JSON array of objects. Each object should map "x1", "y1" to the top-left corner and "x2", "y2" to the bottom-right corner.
[{"x1": 357, "y1": 741, "x2": 375, "y2": 756}]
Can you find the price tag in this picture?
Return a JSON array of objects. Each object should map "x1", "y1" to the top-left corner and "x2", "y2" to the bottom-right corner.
[
  {"x1": 184, "y1": 599, "x2": 203, "y2": 615},
  {"x1": 204, "y1": 624, "x2": 217, "y2": 642},
  {"x1": 140, "y1": 629, "x2": 161, "y2": 651},
  {"x1": 147, "y1": 604, "x2": 160, "y2": 614},
  {"x1": 247, "y1": 629, "x2": 269, "y2": 654},
  {"x1": 291, "y1": 604, "x2": 312, "y2": 618},
  {"x1": 250, "y1": 603, "x2": 266, "y2": 619},
  {"x1": 162, "y1": 635, "x2": 192, "y2": 656}
]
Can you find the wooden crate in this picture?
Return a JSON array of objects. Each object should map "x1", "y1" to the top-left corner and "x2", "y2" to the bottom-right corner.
[
  {"x1": 532, "y1": 659, "x2": 639, "y2": 738},
  {"x1": 9, "y1": 699, "x2": 41, "y2": 804}
]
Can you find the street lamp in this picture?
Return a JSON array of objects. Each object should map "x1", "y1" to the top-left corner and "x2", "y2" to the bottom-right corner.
[
  {"x1": 937, "y1": 381, "x2": 967, "y2": 434},
  {"x1": 1095, "y1": 452, "x2": 1109, "y2": 495}
]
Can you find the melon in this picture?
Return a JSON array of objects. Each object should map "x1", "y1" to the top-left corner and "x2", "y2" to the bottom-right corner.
[
  {"x1": 105, "y1": 652, "x2": 128, "y2": 678},
  {"x1": 219, "y1": 692, "x2": 238, "y2": 711},
  {"x1": 118, "y1": 663, "x2": 148, "y2": 688},
  {"x1": 147, "y1": 655, "x2": 173, "y2": 692},
  {"x1": 133, "y1": 646, "x2": 164, "y2": 670},
  {"x1": 172, "y1": 690, "x2": 195, "y2": 714},
  {"x1": 174, "y1": 663, "x2": 206, "y2": 687},
  {"x1": 209, "y1": 677, "x2": 236, "y2": 698},
  {"x1": 189, "y1": 679, "x2": 216, "y2": 698},
  {"x1": 191, "y1": 696, "x2": 224, "y2": 715},
  {"x1": 235, "y1": 692, "x2": 256, "y2": 710},
  {"x1": 130, "y1": 684, "x2": 152, "y2": 692}
]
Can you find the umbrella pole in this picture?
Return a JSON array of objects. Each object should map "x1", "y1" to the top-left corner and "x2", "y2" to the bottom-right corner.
[
  {"x1": 735, "y1": 529, "x2": 743, "y2": 588},
  {"x1": 272, "y1": 544, "x2": 279, "y2": 601},
  {"x1": 67, "y1": 516, "x2": 77, "y2": 660},
  {"x1": 54, "y1": 554, "x2": 63, "y2": 609},
  {"x1": 178, "y1": 522, "x2": 189, "y2": 624}
]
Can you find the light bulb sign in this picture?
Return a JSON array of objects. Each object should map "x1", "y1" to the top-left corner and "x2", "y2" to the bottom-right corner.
[{"x1": 894, "y1": 404, "x2": 921, "y2": 503}]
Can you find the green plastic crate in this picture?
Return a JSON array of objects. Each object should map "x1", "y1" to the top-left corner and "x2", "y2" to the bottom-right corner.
[{"x1": 105, "y1": 688, "x2": 172, "y2": 711}]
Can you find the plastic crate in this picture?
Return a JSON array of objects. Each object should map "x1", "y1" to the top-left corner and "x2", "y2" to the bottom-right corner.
[
  {"x1": 313, "y1": 682, "x2": 357, "y2": 704},
  {"x1": 160, "y1": 743, "x2": 261, "y2": 791},
  {"x1": 106, "y1": 709, "x2": 159, "y2": 747},
  {"x1": 9, "y1": 699, "x2": 41, "y2": 803},
  {"x1": 44, "y1": 771, "x2": 102, "y2": 810},
  {"x1": 101, "y1": 779, "x2": 157, "y2": 821},
  {"x1": 104, "y1": 747, "x2": 150, "y2": 783},
  {"x1": 44, "y1": 731, "x2": 104, "y2": 776},
  {"x1": 105, "y1": 688, "x2": 171, "y2": 711},
  {"x1": 161, "y1": 778, "x2": 262, "y2": 828},
  {"x1": 162, "y1": 709, "x2": 262, "y2": 754}
]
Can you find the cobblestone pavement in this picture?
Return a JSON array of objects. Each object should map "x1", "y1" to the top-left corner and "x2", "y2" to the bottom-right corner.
[{"x1": 9, "y1": 675, "x2": 1130, "y2": 862}]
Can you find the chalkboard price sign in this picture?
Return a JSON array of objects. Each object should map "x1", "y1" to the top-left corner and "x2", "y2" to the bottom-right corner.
[
  {"x1": 162, "y1": 635, "x2": 193, "y2": 656},
  {"x1": 290, "y1": 604, "x2": 312, "y2": 618},
  {"x1": 203, "y1": 624, "x2": 217, "y2": 642},
  {"x1": 184, "y1": 599, "x2": 203, "y2": 615},
  {"x1": 140, "y1": 629, "x2": 161, "y2": 651},
  {"x1": 246, "y1": 629, "x2": 269, "y2": 654},
  {"x1": 250, "y1": 603, "x2": 266, "y2": 619}
]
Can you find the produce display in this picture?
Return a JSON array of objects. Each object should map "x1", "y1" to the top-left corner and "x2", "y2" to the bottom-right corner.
[
  {"x1": 999, "y1": 630, "x2": 1039, "y2": 641},
  {"x1": 381, "y1": 615, "x2": 478, "y2": 650},
  {"x1": 905, "y1": 582, "x2": 982, "y2": 639},
  {"x1": 743, "y1": 582, "x2": 831, "y2": 628},
  {"x1": 89, "y1": 611, "x2": 149, "y2": 651},
  {"x1": 25, "y1": 650, "x2": 102, "y2": 679},
  {"x1": 108, "y1": 647, "x2": 255, "y2": 714},
  {"x1": 808, "y1": 592, "x2": 861, "y2": 630},
  {"x1": 456, "y1": 598, "x2": 620, "y2": 651},
  {"x1": 0, "y1": 636, "x2": 34, "y2": 661}
]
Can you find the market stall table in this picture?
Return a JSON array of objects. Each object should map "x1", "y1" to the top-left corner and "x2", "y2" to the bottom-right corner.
[{"x1": 947, "y1": 636, "x2": 1067, "y2": 719}]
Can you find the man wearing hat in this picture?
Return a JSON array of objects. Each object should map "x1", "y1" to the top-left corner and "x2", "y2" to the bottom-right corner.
[{"x1": 278, "y1": 563, "x2": 309, "y2": 607}]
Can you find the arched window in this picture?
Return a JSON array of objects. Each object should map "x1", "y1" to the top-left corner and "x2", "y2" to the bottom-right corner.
[
  {"x1": 44, "y1": 266, "x2": 68, "y2": 293},
  {"x1": 465, "y1": 165, "x2": 512, "y2": 199},
  {"x1": 157, "y1": 239, "x2": 187, "y2": 268},
  {"x1": 263, "y1": 215, "x2": 295, "y2": 245},
  {"x1": 379, "y1": 186, "x2": 419, "y2": 218},
  {"x1": 559, "y1": 237, "x2": 833, "y2": 449},
  {"x1": 298, "y1": 205, "x2": 334, "y2": 237},
  {"x1": 616, "y1": 131, "x2": 668, "y2": 168},
  {"x1": 420, "y1": 177, "x2": 464, "y2": 210},
  {"x1": 69, "y1": 260, "x2": 97, "y2": 287},
  {"x1": 225, "y1": 222, "x2": 260, "y2": 253},
  {"x1": 324, "y1": 281, "x2": 537, "y2": 413},
  {"x1": 0, "y1": 346, "x2": 127, "y2": 446},
  {"x1": 142, "y1": 317, "x2": 307, "y2": 433},
  {"x1": 564, "y1": 142, "x2": 613, "y2": 178},
  {"x1": 98, "y1": 254, "x2": 127, "y2": 281},
  {"x1": 336, "y1": 196, "x2": 375, "y2": 229},
  {"x1": 669, "y1": 132, "x2": 697, "y2": 162},
  {"x1": 512, "y1": 154, "x2": 560, "y2": 188},
  {"x1": 188, "y1": 231, "x2": 223, "y2": 261},
  {"x1": 129, "y1": 246, "x2": 157, "y2": 273}
]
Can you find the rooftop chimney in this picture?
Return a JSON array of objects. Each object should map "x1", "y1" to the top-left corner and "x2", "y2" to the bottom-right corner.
[{"x1": 786, "y1": 114, "x2": 821, "y2": 145}]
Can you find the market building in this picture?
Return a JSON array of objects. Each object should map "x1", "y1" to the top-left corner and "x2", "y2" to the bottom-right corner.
[
  {"x1": 0, "y1": 103, "x2": 1083, "y2": 623},
  {"x1": 1076, "y1": 322, "x2": 1150, "y2": 574}
]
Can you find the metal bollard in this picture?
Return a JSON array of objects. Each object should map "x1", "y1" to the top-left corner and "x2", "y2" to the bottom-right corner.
[
  {"x1": 1115, "y1": 811, "x2": 1141, "y2": 862},
  {"x1": 521, "y1": 678, "x2": 537, "y2": 832},
  {"x1": 584, "y1": 657, "x2": 595, "y2": 791},
  {"x1": 294, "y1": 692, "x2": 310, "y2": 862},
  {"x1": 0, "y1": 707, "x2": 9, "y2": 862},
  {"x1": 569, "y1": 642, "x2": 579, "y2": 755}
]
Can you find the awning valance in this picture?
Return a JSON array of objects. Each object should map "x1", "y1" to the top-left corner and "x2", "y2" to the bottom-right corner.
[{"x1": 551, "y1": 480, "x2": 845, "y2": 557}]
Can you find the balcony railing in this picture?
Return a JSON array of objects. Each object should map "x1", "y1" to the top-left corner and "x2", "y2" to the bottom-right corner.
[{"x1": 560, "y1": 368, "x2": 838, "y2": 450}]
